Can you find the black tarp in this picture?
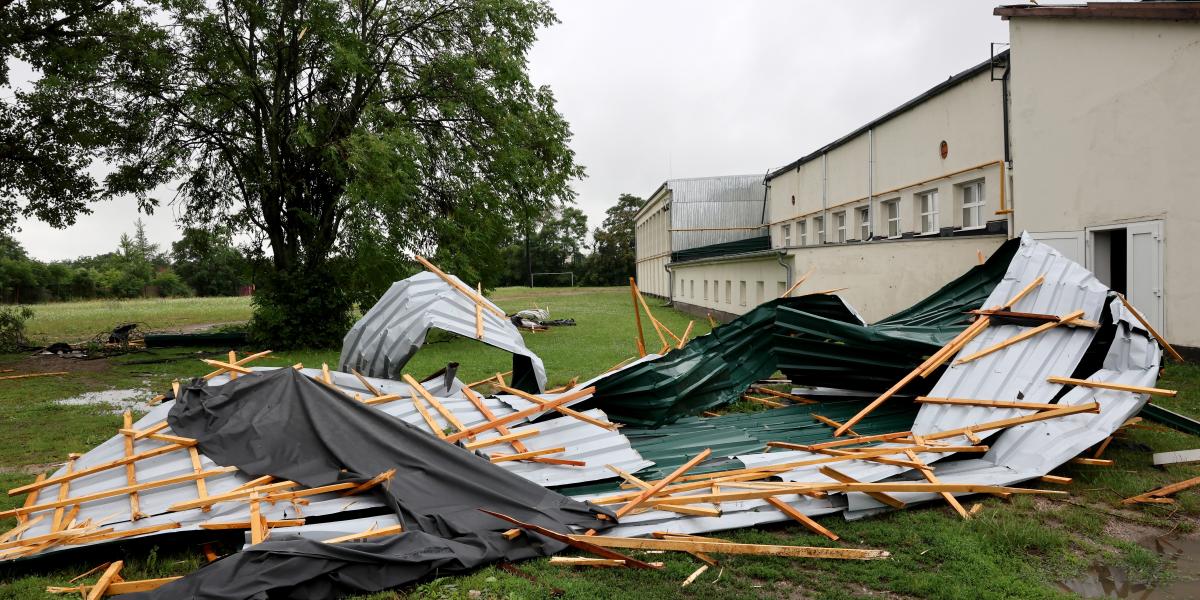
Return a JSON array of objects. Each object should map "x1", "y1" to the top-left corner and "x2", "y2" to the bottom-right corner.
[{"x1": 130, "y1": 368, "x2": 610, "y2": 599}]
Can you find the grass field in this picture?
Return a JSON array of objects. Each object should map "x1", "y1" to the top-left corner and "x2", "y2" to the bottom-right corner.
[
  {"x1": 0, "y1": 288, "x2": 1198, "y2": 599},
  {"x1": 21, "y1": 296, "x2": 254, "y2": 344}
]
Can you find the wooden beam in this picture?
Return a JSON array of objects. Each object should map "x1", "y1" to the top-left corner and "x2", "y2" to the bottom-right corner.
[
  {"x1": 924, "y1": 402, "x2": 1100, "y2": 441},
  {"x1": 199, "y1": 519, "x2": 305, "y2": 530},
  {"x1": 765, "y1": 497, "x2": 839, "y2": 540},
  {"x1": 49, "y1": 576, "x2": 182, "y2": 597},
  {"x1": 414, "y1": 255, "x2": 505, "y2": 317},
  {"x1": 549, "y1": 557, "x2": 630, "y2": 568},
  {"x1": 404, "y1": 374, "x2": 468, "y2": 434},
  {"x1": 322, "y1": 524, "x2": 405, "y2": 544},
  {"x1": 447, "y1": 387, "x2": 595, "y2": 443},
  {"x1": 85, "y1": 560, "x2": 123, "y2": 600},
  {"x1": 642, "y1": 483, "x2": 1063, "y2": 507},
  {"x1": 915, "y1": 397, "x2": 1059, "y2": 411},
  {"x1": 919, "y1": 318, "x2": 991, "y2": 377},
  {"x1": 410, "y1": 392, "x2": 446, "y2": 438},
  {"x1": 1047, "y1": 376, "x2": 1177, "y2": 398},
  {"x1": 121, "y1": 411, "x2": 142, "y2": 521},
  {"x1": 1070, "y1": 458, "x2": 1114, "y2": 466},
  {"x1": 1122, "y1": 475, "x2": 1200, "y2": 505},
  {"x1": 607, "y1": 465, "x2": 720, "y2": 518},
  {"x1": 954, "y1": 310, "x2": 1086, "y2": 365},
  {"x1": 819, "y1": 467, "x2": 905, "y2": 509},
  {"x1": 744, "y1": 394, "x2": 785, "y2": 408},
  {"x1": 50, "y1": 457, "x2": 77, "y2": 531},
  {"x1": 752, "y1": 386, "x2": 817, "y2": 404},
  {"x1": 0, "y1": 371, "x2": 67, "y2": 381},
  {"x1": 904, "y1": 450, "x2": 969, "y2": 519},
  {"x1": 0, "y1": 467, "x2": 239, "y2": 519},
  {"x1": 490, "y1": 447, "x2": 567, "y2": 463},
  {"x1": 463, "y1": 429, "x2": 539, "y2": 450},
  {"x1": 779, "y1": 267, "x2": 814, "y2": 298},
  {"x1": 350, "y1": 369, "x2": 383, "y2": 396},
  {"x1": 71, "y1": 522, "x2": 181, "y2": 545},
  {"x1": 167, "y1": 481, "x2": 299, "y2": 512},
  {"x1": 1039, "y1": 475, "x2": 1072, "y2": 484},
  {"x1": 677, "y1": 321, "x2": 695, "y2": 349},
  {"x1": 200, "y1": 358, "x2": 253, "y2": 375},
  {"x1": 495, "y1": 384, "x2": 616, "y2": 431},
  {"x1": 813, "y1": 414, "x2": 857, "y2": 435},
  {"x1": 568, "y1": 535, "x2": 889, "y2": 560},
  {"x1": 342, "y1": 469, "x2": 396, "y2": 496},
  {"x1": 616, "y1": 449, "x2": 712, "y2": 518},
  {"x1": 480, "y1": 509, "x2": 662, "y2": 569},
  {"x1": 1117, "y1": 292, "x2": 1184, "y2": 363}
]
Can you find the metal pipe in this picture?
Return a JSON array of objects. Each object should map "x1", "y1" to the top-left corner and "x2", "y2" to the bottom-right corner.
[
  {"x1": 776, "y1": 251, "x2": 793, "y2": 290},
  {"x1": 821, "y1": 153, "x2": 828, "y2": 243},
  {"x1": 867, "y1": 128, "x2": 875, "y2": 241}
]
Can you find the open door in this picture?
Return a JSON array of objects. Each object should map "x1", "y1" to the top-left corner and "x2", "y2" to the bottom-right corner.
[{"x1": 1087, "y1": 221, "x2": 1164, "y2": 333}]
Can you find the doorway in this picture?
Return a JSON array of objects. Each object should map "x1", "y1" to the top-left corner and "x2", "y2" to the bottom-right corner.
[{"x1": 1086, "y1": 221, "x2": 1164, "y2": 333}]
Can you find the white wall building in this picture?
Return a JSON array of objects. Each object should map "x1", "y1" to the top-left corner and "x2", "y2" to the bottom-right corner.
[{"x1": 633, "y1": 2, "x2": 1200, "y2": 349}]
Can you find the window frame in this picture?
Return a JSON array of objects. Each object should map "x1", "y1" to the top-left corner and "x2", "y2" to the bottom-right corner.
[
  {"x1": 797, "y1": 220, "x2": 807, "y2": 246},
  {"x1": 884, "y1": 199, "x2": 901, "y2": 238},
  {"x1": 725, "y1": 280, "x2": 732, "y2": 304},
  {"x1": 782, "y1": 223, "x2": 792, "y2": 247},
  {"x1": 960, "y1": 180, "x2": 985, "y2": 230},
  {"x1": 917, "y1": 189, "x2": 940, "y2": 235},
  {"x1": 834, "y1": 211, "x2": 847, "y2": 243},
  {"x1": 857, "y1": 206, "x2": 870, "y2": 241},
  {"x1": 814, "y1": 216, "x2": 825, "y2": 244}
]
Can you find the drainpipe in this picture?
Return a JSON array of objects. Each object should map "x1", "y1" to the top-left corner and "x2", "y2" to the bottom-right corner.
[
  {"x1": 1001, "y1": 59, "x2": 1016, "y2": 236},
  {"x1": 776, "y1": 250, "x2": 792, "y2": 289},
  {"x1": 867, "y1": 128, "x2": 875, "y2": 241},
  {"x1": 821, "y1": 153, "x2": 828, "y2": 243},
  {"x1": 666, "y1": 264, "x2": 674, "y2": 307}
]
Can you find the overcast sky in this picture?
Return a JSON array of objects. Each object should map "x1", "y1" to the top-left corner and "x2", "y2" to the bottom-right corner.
[{"x1": 13, "y1": 0, "x2": 1012, "y2": 261}]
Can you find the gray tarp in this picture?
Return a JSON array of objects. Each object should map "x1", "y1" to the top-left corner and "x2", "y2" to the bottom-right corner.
[{"x1": 131, "y1": 368, "x2": 610, "y2": 599}]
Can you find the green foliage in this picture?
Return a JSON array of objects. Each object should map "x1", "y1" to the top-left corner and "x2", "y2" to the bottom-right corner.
[
  {"x1": 171, "y1": 227, "x2": 251, "y2": 296},
  {"x1": 581, "y1": 193, "x2": 641, "y2": 285},
  {"x1": 250, "y1": 265, "x2": 353, "y2": 349},
  {"x1": 498, "y1": 206, "x2": 589, "y2": 286},
  {"x1": 0, "y1": 305, "x2": 33, "y2": 351},
  {"x1": 150, "y1": 271, "x2": 191, "y2": 298}
]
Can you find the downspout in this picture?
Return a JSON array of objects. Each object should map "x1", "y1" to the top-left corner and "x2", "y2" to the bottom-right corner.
[
  {"x1": 821, "y1": 153, "x2": 828, "y2": 243},
  {"x1": 776, "y1": 250, "x2": 792, "y2": 290},
  {"x1": 867, "y1": 128, "x2": 875, "y2": 241},
  {"x1": 1001, "y1": 59, "x2": 1015, "y2": 236}
]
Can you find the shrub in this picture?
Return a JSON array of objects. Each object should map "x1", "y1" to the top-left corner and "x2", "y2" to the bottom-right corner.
[{"x1": 0, "y1": 306, "x2": 35, "y2": 351}]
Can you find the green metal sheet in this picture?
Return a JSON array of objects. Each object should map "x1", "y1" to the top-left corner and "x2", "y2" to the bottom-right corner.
[
  {"x1": 586, "y1": 238, "x2": 1020, "y2": 427},
  {"x1": 670, "y1": 235, "x2": 770, "y2": 263}
]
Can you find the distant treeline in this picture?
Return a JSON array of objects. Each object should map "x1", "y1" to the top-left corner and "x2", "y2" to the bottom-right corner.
[{"x1": 0, "y1": 220, "x2": 254, "y2": 303}]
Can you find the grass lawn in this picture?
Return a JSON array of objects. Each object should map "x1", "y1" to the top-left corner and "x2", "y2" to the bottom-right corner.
[
  {"x1": 20, "y1": 296, "x2": 254, "y2": 345},
  {"x1": 0, "y1": 287, "x2": 1198, "y2": 599}
]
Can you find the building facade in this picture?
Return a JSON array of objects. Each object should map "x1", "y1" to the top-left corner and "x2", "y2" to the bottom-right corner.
[
  {"x1": 634, "y1": 2, "x2": 1200, "y2": 347},
  {"x1": 997, "y1": 2, "x2": 1200, "y2": 346}
]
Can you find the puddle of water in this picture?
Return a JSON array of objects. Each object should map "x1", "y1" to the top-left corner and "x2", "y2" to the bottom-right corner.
[
  {"x1": 1057, "y1": 535, "x2": 1200, "y2": 599},
  {"x1": 55, "y1": 389, "x2": 155, "y2": 414}
]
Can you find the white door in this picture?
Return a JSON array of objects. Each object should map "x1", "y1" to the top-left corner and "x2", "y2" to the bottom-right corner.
[
  {"x1": 1125, "y1": 221, "x2": 1165, "y2": 333},
  {"x1": 1031, "y1": 230, "x2": 1085, "y2": 265}
]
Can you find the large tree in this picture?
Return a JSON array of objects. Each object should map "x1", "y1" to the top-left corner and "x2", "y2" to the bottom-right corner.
[
  {"x1": 582, "y1": 193, "x2": 640, "y2": 285},
  {"x1": 1, "y1": 0, "x2": 582, "y2": 347}
]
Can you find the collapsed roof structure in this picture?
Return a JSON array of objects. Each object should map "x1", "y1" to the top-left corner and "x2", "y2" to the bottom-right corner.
[{"x1": 3, "y1": 238, "x2": 1185, "y2": 598}]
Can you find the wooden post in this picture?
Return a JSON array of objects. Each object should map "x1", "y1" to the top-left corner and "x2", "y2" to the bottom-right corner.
[
  {"x1": 121, "y1": 412, "x2": 142, "y2": 521},
  {"x1": 630, "y1": 277, "x2": 647, "y2": 357}
]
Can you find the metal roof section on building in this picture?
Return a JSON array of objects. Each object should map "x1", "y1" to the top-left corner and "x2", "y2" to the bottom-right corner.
[
  {"x1": 339, "y1": 270, "x2": 547, "y2": 392},
  {"x1": 662, "y1": 175, "x2": 768, "y2": 252}
]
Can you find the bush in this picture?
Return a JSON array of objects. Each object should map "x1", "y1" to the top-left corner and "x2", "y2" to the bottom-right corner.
[
  {"x1": 150, "y1": 271, "x2": 192, "y2": 297},
  {"x1": 249, "y1": 265, "x2": 353, "y2": 349},
  {"x1": 0, "y1": 306, "x2": 34, "y2": 351}
]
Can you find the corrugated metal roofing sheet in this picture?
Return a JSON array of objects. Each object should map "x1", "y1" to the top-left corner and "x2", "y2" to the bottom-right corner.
[
  {"x1": 339, "y1": 271, "x2": 547, "y2": 392},
  {"x1": 665, "y1": 175, "x2": 767, "y2": 252}
]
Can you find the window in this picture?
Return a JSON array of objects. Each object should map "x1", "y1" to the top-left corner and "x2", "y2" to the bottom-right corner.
[
  {"x1": 884, "y1": 200, "x2": 901, "y2": 238},
  {"x1": 690, "y1": 279, "x2": 694, "y2": 298},
  {"x1": 703, "y1": 280, "x2": 708, "y2": 300},
  {"x1": 814, "y1": 216, "x2": 825, "y2": 243},
  {"x1": 713, "y1": 279, "x2": 718, "y2": 302},
  {"x1": 739, "y1": 281, "x2": 747, "y2": 306},
  {"x1": 725, "y1": 280, "x2": 732, "y2": 304},
  {"x1": 917, "y1": 190, "x2": 939, "y2": 234},
  {"x1": 797, "y1": 221, "x2": 807, "y2": 246},
  {"x1": 834, "y1": 211, "x2": 847, "y2": 243},
  {"x1": 961, "y1": 180, "x2": 984, "y2": 229},
  {"x1": 857, "y1": 206, "x2": 870, "y2": 241},
  {"x1": 782, "y1": 224, "x2": 792, "y2": 247},
  {"x1": 756, "y1": 281, "x2": 764, "y2": 303}
]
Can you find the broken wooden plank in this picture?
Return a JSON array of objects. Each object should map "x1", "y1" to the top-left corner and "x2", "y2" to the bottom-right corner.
[
  {"x1": 496, "y1": 384, "x2": 616, "y2": 431},
  {"x1": 1117, "y1": 292, "x2": 1184, "y2": 363},
  {"x1": 490, "y1": 447, "x2": 567, "y2": 463},
  {"x1": 322, "y1": 524, "x2": 405, "y2": 544},
  {"x1": 481, "y1": 509, "x2": 661, "y2": 569},
  {"x1": 85, "y1": 560, "x2": 123, "y2": 600},
  {"x1": 199, "y1": 519, "x2": 305, "y2": 530},
  {"x1": 616, "y1": 449, "x2": 712, "y2": 518},
  {"x1": 954, "y1": 310, "x2": 1086, "y2": 365},
  {"x1": 404, "y1": 374, "x2": 468, "y2": 434},
  {"x1": 915, "y1": 397, "x2": 1059, "y2": 411},
  {"x1": 49, "y1": 576, "x2": 182, "y2": 597},
  {"x1": 571, "y1": 535, "x2": 889, "y2": 560},
  {"x1": 752, "y1": 386, "x2": 817, "y2": 404},
  {"x1": 549, "y1": 557, "x2": 629, "y2": 567},
  {"x1": 445, "y1": 387, "x2": 596, "y2": 443},
  {"x1": 120, "y1": 412, "x2": 143, "y2": 521},
  {"x1": 681, "y1": 564, "x2": 709, "y2": 587},
  {"x1": 1047, "y1": 376, "x2": 1177, "y2": 398},
  {"x1": 765, "y1": 497, "x2": 839, "y2": 540},
  {"x1": 819, "y1": 466, "x2": 905, "y2": 509},
  {"x1": 1122, "y1": 475, "x2": 1200, "y2": 505},
  {"x1": 904, "y1": 449, "x2": 968, "y2": 519},
  {"x1": 463, "y1": 429, "x2": 539, "y2": 450},
  {"x1": 812, "y1": 414, "x2": 857, "y2": 435},
  {"x1": 414, "y1": 255, "x2": 505, "y2": 317}
]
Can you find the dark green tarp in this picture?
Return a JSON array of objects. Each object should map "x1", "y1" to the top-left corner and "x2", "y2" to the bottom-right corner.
[{"x1": 586, "y1": 238, "x2": 1020, "y2": 427}]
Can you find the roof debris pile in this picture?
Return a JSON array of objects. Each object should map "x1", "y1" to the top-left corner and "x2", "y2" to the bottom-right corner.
[{"x1": 4, "y1": 233, "x2": 1189, "y2": 596}]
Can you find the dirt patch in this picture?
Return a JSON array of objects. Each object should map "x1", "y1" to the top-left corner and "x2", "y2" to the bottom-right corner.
[{"x1": 5, "y1": 353, "x2": 112, "y2": 375}]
